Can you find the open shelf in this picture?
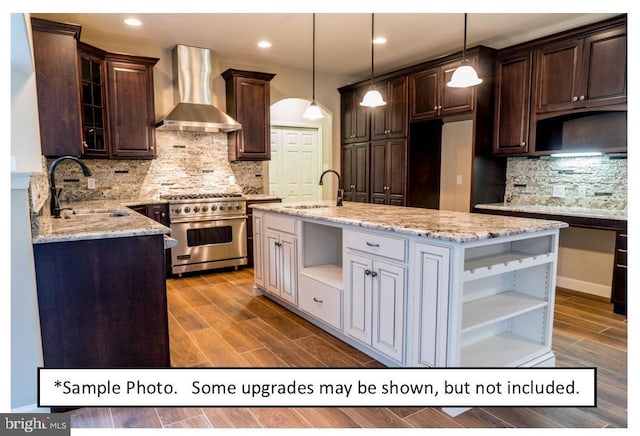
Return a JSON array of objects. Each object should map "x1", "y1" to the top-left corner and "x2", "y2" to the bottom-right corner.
[
  {"x1": 299, "y1": 264, "x2": 343, "y2": 290},
  {"x1": 463, "y1": 251, "x2": 553, "y2": 281},
  {"x1": 461, "y1": 291, "x2": 548, "y2": 333},
  {"x1": 460, "y1": 333, "x2": 548, "y2": 367}
]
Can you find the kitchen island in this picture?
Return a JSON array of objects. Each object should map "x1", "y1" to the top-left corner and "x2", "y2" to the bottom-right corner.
[{"x1": 250, "y1": 201, "x2": 568, "y2": 371}]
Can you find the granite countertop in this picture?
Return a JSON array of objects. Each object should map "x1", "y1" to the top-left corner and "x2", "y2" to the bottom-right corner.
[
  {"x1": 243, "y1": 194, "x2": 283, "y2": 201},
  {"x1": 474, "y1": 203, "x2": 627, "y2": 221},
  {"x1": 250, "y1": 201, "x2": 568, "y2": 243},
  {"x1": 33, "y1": 199, "x2": 171, "y2": 244}
]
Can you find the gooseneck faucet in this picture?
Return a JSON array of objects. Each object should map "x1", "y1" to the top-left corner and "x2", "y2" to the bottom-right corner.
[
  {"x1": 318, "y1": 169, "x2": 344, "y2": 207},
  {"x1": 49, "y1": 156, "x2": 92, "y2": 218}
]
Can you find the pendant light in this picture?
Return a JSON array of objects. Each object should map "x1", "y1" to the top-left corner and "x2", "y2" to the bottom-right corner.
[
  {"x1": 447, "y1": 13, "x2": 483, "y2": 88},
  {"x1": 303, "y1": 13, "x2": 324, "y2": 120},
  {"x1": 360, "y1": 13, "x2": 386, "y2": 107}
]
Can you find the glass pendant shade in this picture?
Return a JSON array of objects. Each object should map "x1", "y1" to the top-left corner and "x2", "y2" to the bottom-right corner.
[
  {"x1": 303, "y1": 102, "x2": 324, "y2": 120},
  {"x1": 447, "y1": 64, "x2": 483, "y2": 87},
  {"x1": 360, "y1": 87, "x2": 386, "y2": 107},
  {"x1": 303, "y1": 13, "x2": 324, "y2": 120},
  {"x1": 447, "y1": 13, "x2": 482, "y2": 88},
  {"x1": 359, "y1": 13, "x2": 386, "y2": 107}
]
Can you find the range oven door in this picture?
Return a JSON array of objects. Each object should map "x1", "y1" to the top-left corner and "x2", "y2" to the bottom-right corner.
[{"x1": 170, "y1": 216, "x2": 247, "y2": 274}]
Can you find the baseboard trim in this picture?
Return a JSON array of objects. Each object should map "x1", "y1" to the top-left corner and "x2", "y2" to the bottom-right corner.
[{"x1": 556, "y1": 276, "x2": 611, "y2": 299}]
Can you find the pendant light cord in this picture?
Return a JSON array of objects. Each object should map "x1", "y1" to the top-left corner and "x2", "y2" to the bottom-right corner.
[
  {"x1": 370, "y1": 13, "x2": 375, "y2": 86},
  {"x1": 462, "y1": 13, "x2": 468, "y2": 62},
  {"x1": 312, "y1": 13, "x2": 316, "y2": 102}
]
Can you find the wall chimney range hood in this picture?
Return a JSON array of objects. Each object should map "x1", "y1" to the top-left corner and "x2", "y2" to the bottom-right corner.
[{"x1": 156, "y1": 44, "x2": 241, "y2": 133}]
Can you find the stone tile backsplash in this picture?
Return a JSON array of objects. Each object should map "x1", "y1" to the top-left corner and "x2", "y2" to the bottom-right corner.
[
  {"x1": 505, "y1": 154, "x2": 627, "y2": 210},
  {"x1": 31, "y1": 131, "x2": 264, "y2": 212}
]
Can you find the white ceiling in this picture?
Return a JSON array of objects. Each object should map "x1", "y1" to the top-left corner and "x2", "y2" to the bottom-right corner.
[{"x1": 31, "y1": 12, "x2": 620, "y2": 80}]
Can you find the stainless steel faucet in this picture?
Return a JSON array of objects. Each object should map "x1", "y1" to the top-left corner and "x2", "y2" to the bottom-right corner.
[
  {"x1": 49, "y1": 156, "x2": 92, "y2": 218},
  {"x1": 318, "y1": 169, "x2": 344, "y2": 207}
]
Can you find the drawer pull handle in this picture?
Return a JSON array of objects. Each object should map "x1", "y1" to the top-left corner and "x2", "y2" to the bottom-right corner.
[
  {"x1": 313, "y1": 297, "x2": 323, "y2": 303},
  {"x1": 366, "y1": 242, "x2": 380, "y2": 247}
]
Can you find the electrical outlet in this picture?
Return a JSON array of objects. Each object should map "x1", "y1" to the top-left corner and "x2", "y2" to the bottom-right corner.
[
  {"x1": 87, "y1": 177, "x2": 96, "y2": 189},
  {"x1": 552, "y1": 185, "x2": 565, "y2": 198},
  {"x1": 578, "y1": 186, "x2": 587, "y2": 198},
  {"x1": 228, "y1": 175, "x2": 236, "y2": 185},
  {"x1": 456, "y1": 175, "x2": 463, "y2": 185}
]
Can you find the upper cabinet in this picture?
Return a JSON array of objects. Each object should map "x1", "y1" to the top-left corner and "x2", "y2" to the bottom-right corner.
[
  {"x1": 31, "y1": 18, "x2": 83, "y2": 157},
  {"x1": 493, "y1": 51, "x2": 533, "y2": 155},
  {"x1": 371, "y1": 76, "x2": 408, "y2": 140},
  {"x1": 341, "y1": 86, "x2": 370, "y2": 143},
  {"x1": 31, "y1": 18, "x2": 158, "y2": 159},
  {"x1": 534, "y1": 22, "x2": 626, "y2": 114},
  {"x1": 222, "y1": 69, "x2": 276, "y2": 161},
  {"x1": 78, "y1": 44, "x2": 159, "y2": 159},
  {"x1": 409, "y1": 58, "x2": 476, "y2": 121}
]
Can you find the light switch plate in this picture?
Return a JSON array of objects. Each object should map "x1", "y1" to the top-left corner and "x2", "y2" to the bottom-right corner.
[
  {"x1": 87, "y1": 177, "x2": 96, "y2": 189},
  {"x1": 456, "y1": 175, "x2": 463, "y2": 185}
]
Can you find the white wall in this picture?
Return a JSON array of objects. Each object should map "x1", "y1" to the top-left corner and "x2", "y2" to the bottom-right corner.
[{"x1": 9, "y1": 13, "x2": 47, "y2": 412}]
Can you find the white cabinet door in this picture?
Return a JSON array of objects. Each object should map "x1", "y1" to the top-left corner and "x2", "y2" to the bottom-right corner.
[
  {"x1": 264, "y1": 228, "x2": 298, "y2": 303},
  {"x1": 372, "y1": 259, "x2": 406, "y2": 362},
  {"x1": 279, "y1": 233, "x2": 297, "y2": 305},
  {"x1": 254, "y1": 215, "x2": 264, "y2": 287},
  {"x1": 344, "y1": 252, "x2": 373, "y2": 344},
  {"x1": 412, "y1": 242, "x2": 451, "y2": 367}
]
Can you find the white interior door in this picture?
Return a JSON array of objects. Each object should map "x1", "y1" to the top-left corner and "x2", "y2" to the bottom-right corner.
[{"x1": 269, "y1": 126, "x2": 321, "y2": 202}]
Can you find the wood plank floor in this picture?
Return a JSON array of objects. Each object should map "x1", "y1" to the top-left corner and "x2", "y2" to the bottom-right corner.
[{"x1": 69, "y1": 267, "x2": 627, "y2": 429}]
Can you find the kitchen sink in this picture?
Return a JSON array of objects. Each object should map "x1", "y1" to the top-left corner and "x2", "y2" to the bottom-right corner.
[{"x1": 63, "y1": 209, "x2": 130, "y2": 218}]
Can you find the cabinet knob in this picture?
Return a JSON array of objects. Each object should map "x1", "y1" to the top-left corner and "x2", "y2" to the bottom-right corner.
[
  {"x1": 572, "y1": 96, "x2": 578, "y2": 102},
  {"x1": 434, "y1": 106, "x2": 438, "y2": 111},
  {"x1": 365, "y1": 269, "x2": 372, "y2": 276},
  {"x1": 371, "y1": 271, "x2": 378, "y2": 278},
  {"x1": 521, "y1": 142, "x2": 526, "y2": 146},
  {"x1": 161, "y1": 212, "x2": 166, "y2": 217},
  {"x1": 438, "y1": 105, "x2": 443, "y2": 110},
  {"x1": 579, "y1": 95, "x2": 586, "y2": 101}
]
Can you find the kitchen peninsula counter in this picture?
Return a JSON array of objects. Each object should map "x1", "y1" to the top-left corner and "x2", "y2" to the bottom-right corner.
[{"x1": 33, "y1": 199, "x2": 170, "y2": 244}]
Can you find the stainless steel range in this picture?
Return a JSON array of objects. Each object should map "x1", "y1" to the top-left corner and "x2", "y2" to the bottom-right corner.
[{"x1": 161, "y1": 192, "x2": 247, "y2": 275}]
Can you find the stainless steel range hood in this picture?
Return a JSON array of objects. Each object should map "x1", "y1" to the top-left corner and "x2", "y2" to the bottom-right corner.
[{"x1": 156, "y1": 44, "x2": 241, "y2": 133}]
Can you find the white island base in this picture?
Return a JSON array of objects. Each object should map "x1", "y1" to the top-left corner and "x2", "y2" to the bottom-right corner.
[{"x1": 250, "y1": 202, "x2": 565, "y2": 416}]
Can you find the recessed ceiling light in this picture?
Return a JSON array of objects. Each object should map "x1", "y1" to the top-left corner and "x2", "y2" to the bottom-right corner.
[
  {"x1": 124, "y1": 18, "x2": 142, "y2": 26},
  {"x1": 373, "y1": 37, "x2": 387, "y2": 45},
  {"x1": 257, "y1": 41, "x2": 272, "y2": 48}
]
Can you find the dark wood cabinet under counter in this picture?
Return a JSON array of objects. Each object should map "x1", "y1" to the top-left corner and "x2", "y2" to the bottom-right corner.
[{"x1": 611, "y1": 229, "x2": 627, "y2": 315}]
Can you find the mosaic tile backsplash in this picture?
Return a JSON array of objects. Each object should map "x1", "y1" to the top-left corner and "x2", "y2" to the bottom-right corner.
[
  {"x1": 31, "y1": 131, "x2": 264, "y2": 213},
  {"x1": 504, "y1": 154, "x2": 627, "y2": 210}
]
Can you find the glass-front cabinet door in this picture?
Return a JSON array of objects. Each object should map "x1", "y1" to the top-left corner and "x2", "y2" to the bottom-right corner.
[{"x1": 78, "y1": 43, "x2": 108, "y2": 157}]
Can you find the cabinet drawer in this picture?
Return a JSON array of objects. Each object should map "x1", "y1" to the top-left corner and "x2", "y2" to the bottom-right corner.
[
  {"x1": 298, "y1": 274, "x2": 342, "y2": 330},
  {"x1": 344, "y1": 229, "x2": 407, "y2": 262},
  {"x1": 264, "y1": 213, "x2": 296, "y2": 234}
]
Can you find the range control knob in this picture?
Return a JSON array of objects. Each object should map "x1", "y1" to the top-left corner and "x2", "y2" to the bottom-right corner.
[
  {"x1": 184, "y1": 206, "x2": 191, "y2": 213},
  {"x1": 211, "y1": 205, "x2": 217, "y2": 211},
  {"x1": 193, "y1": 206, "x2": 200, "y2": 213},
  {"x1": 219, "y1": 205, "x2": 225, "y2": 211},
  {"x1": 173, "y1": 207, "x2": 182, "y2": 214},
  {"x1": 235, "y1": 204, "x2": 242, "y2": 210},
  {"x1": 202, "y1": 205, "x2": 209, "y2": 212}
]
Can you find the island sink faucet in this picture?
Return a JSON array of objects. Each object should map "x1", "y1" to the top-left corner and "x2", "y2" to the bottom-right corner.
[
  {"x1": 49, "y1": 156, "x2": 92, "y2": 218},
  {"x1": 318, "y1": 169, "x2": 344, "y2": 207}
]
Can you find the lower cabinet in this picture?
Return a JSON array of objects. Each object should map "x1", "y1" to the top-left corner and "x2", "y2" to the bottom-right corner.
[
  {"x1": 344, "y1": 251, "x2": 406, "y2": 363},
  {"x1": 265, "y1": 228, "x2": 298, "y2": 305},
  {"x1": 611, "y1": 230, "x2": 627, "y2": 315}
]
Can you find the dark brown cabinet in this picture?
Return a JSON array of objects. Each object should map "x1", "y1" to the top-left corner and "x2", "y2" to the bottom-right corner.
[
  {"x1": 493, "y1": 51, "x2": 533, "y2": 155},
  {"x1": 31, "y1": 18, "x2": 83, "y2": 157},
  {"x1": 79, "y1": 47, "x2": 158, "y2": 159},
  {"x1": 371, "y1": 76, "x2": 408, "y2": 140},
  {"x1": 129, "y1": 202, "x2": 170, "y2": 227},
  {"x1": 222, "y1": 69, "x2": 276, "y2": 161},
  {"x1": 370, "y1": 138, "x2": 407, "y2": 206},
  {"x1": 340, "y1": 86, "x2": 370, "y2": 143},
  {"x1": 534, "y1": 22, "x2": 626, "y2": 114},
  {"x1": 341, "y1": 142, "x2": 370, "y2": 203},
  {"x1": 611, "y1": 230, "x2": 627, "y2": 315},
  {"x1": 33, "y1": 234, "x2": 170, "y2": 397},
  {"x1": 105, "y1": 54, "x2": 158, "y2": 158},
  {"x1": 410, "y1": 58, "x2": 475, "y2": 121}
]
